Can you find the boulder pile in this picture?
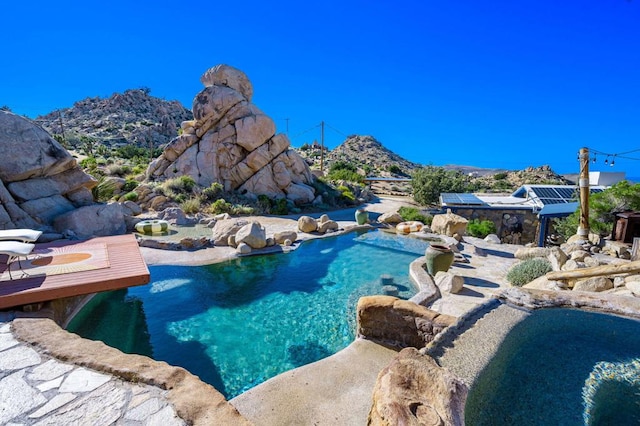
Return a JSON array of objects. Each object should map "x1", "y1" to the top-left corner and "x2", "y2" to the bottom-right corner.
[
  {"x1": 0, "y1": 111, "x2": 125, "y2": 239},
  {"x1": 146, "y1": 65, "x2": 316, "y2": 205},
  {"x1": 297, "y1": 214, "x2": 339, "y2": 234}
]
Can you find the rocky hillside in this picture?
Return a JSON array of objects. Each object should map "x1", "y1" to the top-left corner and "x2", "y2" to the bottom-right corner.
[
  {"x1": 35, "y1": 89, "x2": 193, "y2": 149},
  {"x1": 296, "y1": 135, "x2": 420, "y2": 176},
  {"x1": 471, "y1": 165, "x2": 573, "y2": 192}
]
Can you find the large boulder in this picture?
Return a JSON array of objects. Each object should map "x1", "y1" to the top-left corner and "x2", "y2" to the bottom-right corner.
[
  {"x1": 430, "y1": 211, "x2": 468, "y2": 237},
  {"x1": 573, "y1": 276, "x2": 614, "y2": 292},
  {"x1": 368, "y1": 347, "x2": 467, "y2": 426},
  {"x1": 274, "y1": 230, "x2": 297, "y2": 245},
  {"x1": 211, "y1": 218, "x2": 249, "y2": 246},
  {"x1": 235, "y1": 221, "x2": 267, "y2": 249},
  {"x1": 53, "y1": 204, "x2": 125, "y2": 239},
  {"x1": 147, "y1": 65, "x2": 315, "y2": 203},
  {"x1": 377, "y1": 211, "x2": 403, "y2": 225},
  {"x1": 0, "y1": 111, "x2": 124, "y2": 237},
  {"x1": 297, "y1": 216, "x2": 317, "y2": 233},
  {"x1": 434, "y1": 271, "x2": 464, "y2": 294}
]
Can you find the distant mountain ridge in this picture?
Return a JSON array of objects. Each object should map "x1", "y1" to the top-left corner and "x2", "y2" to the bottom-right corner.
[{"x1": 35, "y1": 89, "x2": 192, "y2": 149}]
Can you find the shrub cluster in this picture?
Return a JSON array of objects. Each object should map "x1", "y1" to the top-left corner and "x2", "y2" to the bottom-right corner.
[
  {"x1": 506, "y1": 258, "x2": 552, "y2": 287},
  {"x1": 398, "y1": 206, "x2": 432, "y2": 225},
  {"x1": 467, "y1": 219, "x2": 497, "y2": 238}
]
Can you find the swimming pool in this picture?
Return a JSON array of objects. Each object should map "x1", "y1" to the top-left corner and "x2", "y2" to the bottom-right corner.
[
  {"x1": 464, "y1": 308, "x2": 640, "y2": 425},
  {"x1": 67, "y1": 229, "x2": 428, "y2": 398}
]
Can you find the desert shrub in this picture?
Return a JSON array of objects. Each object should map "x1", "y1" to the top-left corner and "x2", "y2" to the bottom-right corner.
[
  {"x1": 123, "y1": 191, "x2": 138, "y2": 202},
  {"x1": 122, "y1": 179, "x2": 139, "y2": 192},
  {"x1": 106, "y1": 163, "x2": 131, "y2": 177},
  {"x1": 328, "y1": 161, "x2": 364, "y2": 183},
  {"x1": 328, "y1": 168, "x2": 364, "y2": 184},
  {"x1": 388, "y1": 164, "x2": 402, "y2": 175},
  {"x1": 181, "y1": 197, "x2": 201, "y2": 214},
  {"x1": 163, "y1": 175, "x2": 196, "y2": 196},
  {"x1": 234, "y1": 205, "x2": 255, "y2": 215},
  {"x1": 398, "y1": 206, "x2": 432, "y2": 225},
  {"x1": 493, "y1": 172, "x2": 508, "y2": 180},
  {"x1": 80, "y1": 156, "x2": 98, "y2": 170},
  {"x1": 209, "y1": 199, "x2": 233, "y2": 215},
  {"x1": 201, "y1": 182, "x2": 223, "y2": 201},
  {"x1": 270, "y1": 198, "x2": 289, "y2": 215},
  {"x1": 337, "y1": 185, "x2": 356, "y2": 202},
  {"x1": 506, "y1": 258, "x2": 552, "y2": 287},
  {"x1": 467, "y1": 219, "x2": 497, "y2": 238},
  {"x1": 91, "y1": 179, "x2": 117, "y2": 202}
]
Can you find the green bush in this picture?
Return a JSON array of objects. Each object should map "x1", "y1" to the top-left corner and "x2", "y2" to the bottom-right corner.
[
  {"x1": 411, "y1": 166, "x2": 473, "y2": 206},
  {"x1": 123, "y1": 191, "x2": 138, "y2": 202},
  {"x1": 328, "y1": 168, "x2": 364, "y2": 184},
  {"x1": 398, "y1": 206, "x2": 432, "y2": 225},
  {"x1": 506, "y1": 258, "x2": 552, "y2": 287},
  {"x1": 388, "y1": 164, "x2": 402, "y2": 175},
  {"x1": 163, "y1": 175, "x2": 196, "y2": 196},
  {"x1": 553, "y1": 180, "x2": 640, "y2": 239},
  {"x1": 337, "y1": 185, "x2": 356, "y2": 202},
  {"x1": 181, "y1": 197, "x2": 201, "y2": 214},
  {"x1": 271, "y1": 198, "x2": 288, "y2": 215},
  {"x1": 201, "y1": 182, "x2": 223, "y2": 201},
  {"x1": 467, "y1": 219, "x2": 497, "y2": 238},
  {"x1": 122, "y1": 179, "x2": 139, "y2": 192},
  {"x1": 91, "y1": 179, "x2": 117, "y2": 202},
  {"x1": 493, "y1": 172, "x2": 508, "y2": 180},
  {"x1": 209, "y1": 199, "x2": 233, "y2": 214}
]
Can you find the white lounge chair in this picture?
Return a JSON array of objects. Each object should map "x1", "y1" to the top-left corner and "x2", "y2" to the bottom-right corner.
[
  {"x1": 0, "y1": 229, "x2": 42, "y2": 243},
  {"x1": 0, "y1": 241, "x2": 35, "y2": 279}
]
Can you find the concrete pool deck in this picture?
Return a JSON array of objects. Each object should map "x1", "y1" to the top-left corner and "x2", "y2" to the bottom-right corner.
[{"x1": 0, "y1": 196, "x2": 528, "y2": 425}]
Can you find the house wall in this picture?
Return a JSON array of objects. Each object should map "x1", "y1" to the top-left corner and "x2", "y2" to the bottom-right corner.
[{"x1": 447, "y1": 207, "x2": 539, "y2": 244}]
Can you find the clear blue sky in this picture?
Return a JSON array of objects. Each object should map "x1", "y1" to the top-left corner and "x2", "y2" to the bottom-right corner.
[{"x1": 3, "y1": 0, "x2": 639, "y2": 176}]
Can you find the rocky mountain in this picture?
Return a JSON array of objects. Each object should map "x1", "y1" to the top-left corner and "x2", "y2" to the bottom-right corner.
[
  {"x1": 297, "y1": 135, "x2": 420, "y2": 176},
  {"x1": 35, "y1": 89, "x2": 193, "y2": 149}
]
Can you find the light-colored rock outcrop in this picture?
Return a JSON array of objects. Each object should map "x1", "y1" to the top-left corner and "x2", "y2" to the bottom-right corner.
[
  {"x1": 297, "y1": 216, "x2": 317, "y2": 233},
  {"x1": 147, "y1": 65, "x2": 315, "y2": 204},
  {"x1": 0, "y1": 111, "x2": 128, "y2": 237},
  {"x1": 211, "y1": 218, "x2": 249, "y2": 246},
  {"x1": 368, "y1": 347, "x2": 467, "y2": 426},
  {"x1": 430, "y1": 211, "x2": 468, "y2": 237},
  {"x1": 235, "y1": 221, "x2": 267, "y2": 249},
  {"x1": 377, "y1": 212, "x2": 403, "y2": 225},
  {"x1": 434, "y1": 271, "x2": 464, "y2": 294}
]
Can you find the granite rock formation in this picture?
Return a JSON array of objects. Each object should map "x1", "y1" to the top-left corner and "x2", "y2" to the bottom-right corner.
[
  {"x1": 0, "y1": 111, "x2": 124, "y2": 238},
  {"x1": 147, "y1": 65, "x2": 316, "y2": 204}
]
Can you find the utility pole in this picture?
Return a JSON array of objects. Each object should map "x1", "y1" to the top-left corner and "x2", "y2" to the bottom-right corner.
[
  {"x1": 285, "y1": 118, "x2": 289, "y2": 136},
  {"x1": 320, "y1": 121, "x2": 325, "y2": 174},
  {"x1": 578, "y1": 147, "x2": 590, "y2": 241}
]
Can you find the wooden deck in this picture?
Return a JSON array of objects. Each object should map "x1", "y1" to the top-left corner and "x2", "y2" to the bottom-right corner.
[{"x1": 0, "y1": 234, "x2": 150, "y2": 310}]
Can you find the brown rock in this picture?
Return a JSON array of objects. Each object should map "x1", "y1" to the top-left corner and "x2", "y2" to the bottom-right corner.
[
  {"x1": 368, "y1": 347, "x2": 467, "y2": 426},
  {"x1": 235, "y1": 221, "x2": 267, "y2": 249},
  {"x1": 430, "y1": 211, "x2": 468, "y2": 237},
  {"x1": 317, "y1": 220, "x2": 339, "y2": 234},
  {"x1": 357, "y1": 296, "x2": 456, "y2": 349},
  {"x1": 573, "y1": 276, "x2": 614, "y2": 292},
  {"x1": 298, "y1": 215, "x2": 317, "y2": 233},
  {"x1": 211, "y1": 218, "x2": 249, "y2": 246},
  {"x1": 274, "y1": 230, "x2": 298, "y2": 245}
]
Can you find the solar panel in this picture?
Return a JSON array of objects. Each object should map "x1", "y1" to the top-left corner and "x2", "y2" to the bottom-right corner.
[
  {"x1": 529, "y1": 185, "x2": 606, "y2": 206},
  {"x1": 440, "y1": 193, "x2": 486, "y2": 205}
]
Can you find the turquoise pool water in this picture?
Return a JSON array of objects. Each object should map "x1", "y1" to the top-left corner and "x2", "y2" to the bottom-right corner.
[
  {"x1": 67, "y1": 230, "x2": 428, "y2": 398},
  {"x1": 465, "y1": 308, "x2": 640, "y2": 425}
]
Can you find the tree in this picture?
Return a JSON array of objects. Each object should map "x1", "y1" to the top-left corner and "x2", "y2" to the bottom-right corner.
[
  {"x1": 411, "y1": 165, "x2": 472, "y2": 205},
  {"x1": 553, "y1": 180, "x2": 640, "y2": 238},
  {"x1": 0, "y1": 105, "x2": 11, "y2": 112}
]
